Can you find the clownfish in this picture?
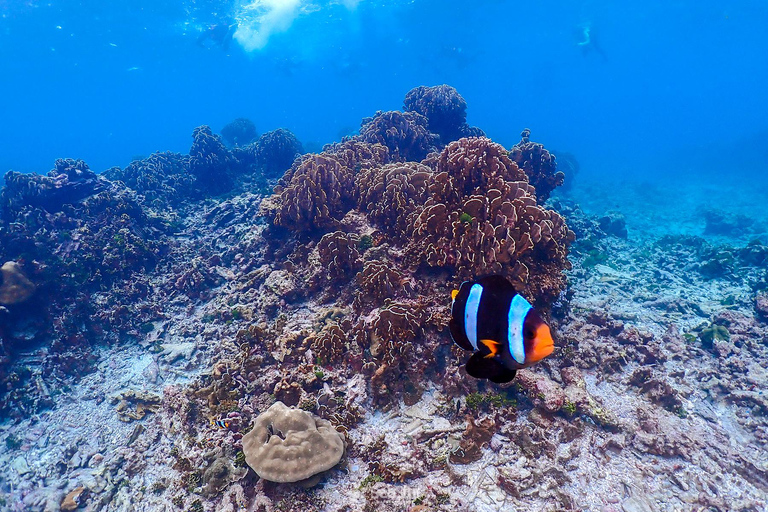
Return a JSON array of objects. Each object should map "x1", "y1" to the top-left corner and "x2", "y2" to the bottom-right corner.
[
  {"x1": 449, "y1": 275, "x2": 555, "y2": 383},
  {"x1": 211, "y1": 419, "x2": 230, "y2": 429}
]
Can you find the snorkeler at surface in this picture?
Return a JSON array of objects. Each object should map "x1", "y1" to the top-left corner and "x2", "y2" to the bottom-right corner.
[
  {"x1": 576, "y1": 23, "x2": 607, "y2": 62},
  {"x1": 197, "y1": 20, "x2": 236, "y2": 51}
]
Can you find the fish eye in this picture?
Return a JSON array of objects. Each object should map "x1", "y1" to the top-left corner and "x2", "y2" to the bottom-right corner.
[{"x1": 525, "y1": 329, "x2": 535, "y2": 339}]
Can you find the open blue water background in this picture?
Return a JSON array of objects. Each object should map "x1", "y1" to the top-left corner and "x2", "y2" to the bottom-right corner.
[{"x1": 1, "y1": 0, "x2": 767, "y2": 182}]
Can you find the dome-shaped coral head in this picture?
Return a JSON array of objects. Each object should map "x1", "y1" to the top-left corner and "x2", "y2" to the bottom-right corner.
[{"x1": 449, "y1": 275, "x2": 554, "y2": 383}]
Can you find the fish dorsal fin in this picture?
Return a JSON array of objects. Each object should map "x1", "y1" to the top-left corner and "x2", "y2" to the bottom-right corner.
[
  {"x1": 451, "y1": 289, "x2": 459, "y2": 301},
  {"x1": 475, "y1": 274, "x2": 516, "y2": 294}
]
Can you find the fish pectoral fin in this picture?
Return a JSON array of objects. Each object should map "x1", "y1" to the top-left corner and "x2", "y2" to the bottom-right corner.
[{"x1": 480, "y1": 339, "x2": 500, "y2": 358}]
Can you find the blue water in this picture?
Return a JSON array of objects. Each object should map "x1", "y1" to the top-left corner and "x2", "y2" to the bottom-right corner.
[{"x1": 2, "y1": 0, "x2": 767, "y2": 180}]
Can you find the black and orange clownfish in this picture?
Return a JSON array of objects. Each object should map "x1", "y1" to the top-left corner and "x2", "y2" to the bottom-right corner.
[
  {"x1": 449, "y1": 275, "x2": 555, "y2": 383},
  {"x1": 211, "y1": 419, "x2": 230, "y2": 429}
]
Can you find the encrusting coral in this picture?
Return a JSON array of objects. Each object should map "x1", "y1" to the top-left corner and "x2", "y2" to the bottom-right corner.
[{"x1": 241, "y1": 401, "x2": 346, "y2": 485}]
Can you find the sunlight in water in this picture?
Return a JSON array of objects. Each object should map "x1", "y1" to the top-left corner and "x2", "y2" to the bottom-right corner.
[{"x1": 233, "y1": 0, "x2": 364, "y2": 51}]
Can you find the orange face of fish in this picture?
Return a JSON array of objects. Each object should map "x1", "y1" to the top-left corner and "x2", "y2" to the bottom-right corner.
[{"x1": 524, "y1": 317, "x2": 555, "y2": 365}]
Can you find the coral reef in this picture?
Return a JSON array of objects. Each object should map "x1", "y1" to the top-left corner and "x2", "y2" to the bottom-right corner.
[
  {"x1": 253, "y1": 128, "x2": 304, "y2": 178},
  {"x1": 3, "y1": 86, "x2": 764, "y2": 512},
  {"x1": 271, "y1": 153, "x2": 355, "y2": 231},
  {"x1": 104, "y1": 151, "x2": 195, "y2": 209},
  {"x1": 0, "y1": 261, "x2": 35, "y2": 305},
  {"x1": 509, "y1": 129, "x2": 564, "y2": 203},
  {"x1": 403, "y1": 84, "x2": 484, "y2": 144},
  {"x1": 189, "y1": 125, "x2": 235, "y2": 193},
  {"x1": 359, "y1": 110, "x2": 438, "y2": 162},
  {"x1": 241, "y1": 401, "x2": 346, "y2": 484},
  {"x1": 220, "y1": 118, "x2": 258, "y2": 147}
]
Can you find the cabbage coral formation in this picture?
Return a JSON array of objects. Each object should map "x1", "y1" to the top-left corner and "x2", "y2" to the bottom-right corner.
[
  {"x1": 261, "y1": 95, "x2": 573, "y2": 399},
  {"x1": 270, "y1": 135, "x2": 572, "y2": 304}
]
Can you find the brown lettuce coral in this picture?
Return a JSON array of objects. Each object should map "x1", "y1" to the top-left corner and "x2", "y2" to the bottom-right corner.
[
  {"x1": 403, "y1": 84, "x2": 484, "y2": 144},
  {"x1": 509, "y1": 128, "x2": 564, "y2": 203},
  {"x1": 354, "y1": 137, "x2": 573, "y2": 302},
  {"x1": 316, "y1": 231, "x2": 363, "y2": 281},
  {"x1": 273, "y1": 154, "x2": 355, "y2": 231},
  {"x1": 359, "y1": 110, "x2": 438, "y2": 162}
]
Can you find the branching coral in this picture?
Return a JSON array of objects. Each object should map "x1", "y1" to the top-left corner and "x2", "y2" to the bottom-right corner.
[
  {"x1": 305, "y1": 322, "x2": 350, "y2": 366},
  {"x1": 352, "y1": 137, "x2": 572, "y2": 302},
  {"x1": 367, "y1": 301, "x2": 424, "y2": 364},
  {"x1": 355, "y1": 260, "x2": 409, "y2": 305},
  {"x1": 509, "y1": 129, "x2": 564, "y2": 203},
  {"x1": 1, "y1": 159, "x2": 106, "y2": 220},
  {"x1": 317, "y1": 231, "x2": 363, "y2": 281},
  {"x1": 355, "y1": 162, "x2": 431, "y2": 239},
  {"x1": 324, "y1": 139, "x2": 390, "y2": 173},
  {"x1": 359, "y1": 110, "x2": 438, "y2": 162}
]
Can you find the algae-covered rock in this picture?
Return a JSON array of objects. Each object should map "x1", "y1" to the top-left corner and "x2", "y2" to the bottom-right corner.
[
  {"x1": 202, "y1": 456, "x2": 246, "y2": 497},
  {"x1": 699, "y1": 324, "x2": 729, "y2": 349},
  {"x1": 111, "y1": 390, "x2": 161, "y2": 422},
  {"x1": 756, "y1": 292, "x2": 768, "y2": 321}
]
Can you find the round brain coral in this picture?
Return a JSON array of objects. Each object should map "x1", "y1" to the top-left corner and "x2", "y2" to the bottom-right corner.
[{"x1": 242, "y1": 401, "x2": 346, "y2": 484}]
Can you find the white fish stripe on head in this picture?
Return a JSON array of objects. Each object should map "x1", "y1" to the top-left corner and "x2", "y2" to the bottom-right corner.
[
  {"x1": 508, "y1": 294, "x2": 533, "y2": 365},
  {"x1": 464, "y1": 284, "x2": 483, "y2": 350}
]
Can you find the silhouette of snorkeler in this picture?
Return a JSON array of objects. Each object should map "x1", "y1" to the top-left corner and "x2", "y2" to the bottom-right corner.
[
  {"x1": 576, "y1": 23, "x2": 607, "y2": 62},
  {"x1": 197, "y1": 20, "x2": 236, "y2": 51}
]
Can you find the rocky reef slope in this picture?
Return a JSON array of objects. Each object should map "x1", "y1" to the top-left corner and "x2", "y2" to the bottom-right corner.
[{"x1": 0, "y1": 86, "x2": 766, "y2": 512}]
